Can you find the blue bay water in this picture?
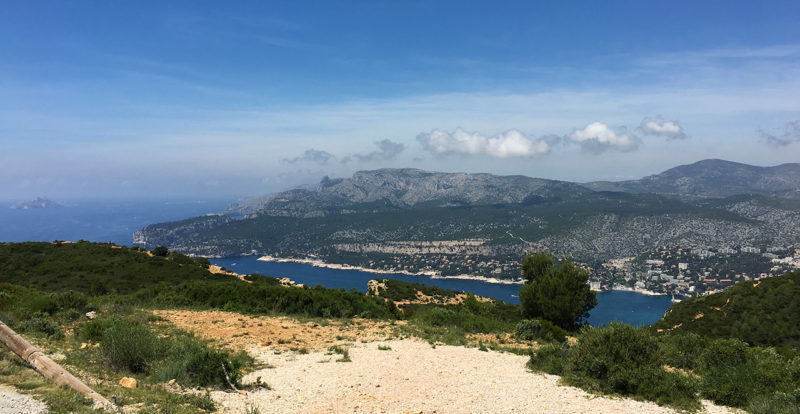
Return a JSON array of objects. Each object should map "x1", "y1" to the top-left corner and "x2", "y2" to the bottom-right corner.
[
  {"x1": 212, "y1": 255, "x2": 674, "y2": 327},
  {"x1": 0, "y1": 198, "x2": 674, "y2": 327}
]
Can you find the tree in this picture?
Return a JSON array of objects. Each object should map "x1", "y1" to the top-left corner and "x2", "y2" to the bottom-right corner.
[
  {"x1": 522, "y1": 251, "x2": 554, "y2": 283},
  {"x1": 150, "y1": 246, "x2": 169, "y2": 257},
  {"x1": 519, "y1": 253, "x2": 597, "y2": 331}
]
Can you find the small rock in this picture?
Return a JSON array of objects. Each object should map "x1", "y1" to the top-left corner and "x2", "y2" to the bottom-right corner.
[
  {"x1": 80, "y1": 343, "x2": 88, "y2": 350},
  {"x1": 167, "y1": 379, "x2": 176, "y2": 385},
  {"x1": 86, "y1": 311, "x2": 98, "y2": 320},
  {"x1": 119, "y1": 377, "x2": 137, "y2": 389}
]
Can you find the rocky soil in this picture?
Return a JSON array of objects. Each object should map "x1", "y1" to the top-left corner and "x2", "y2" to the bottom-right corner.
[{"x1": 0, "y1": 385, "x2": 47, "y2": 414}]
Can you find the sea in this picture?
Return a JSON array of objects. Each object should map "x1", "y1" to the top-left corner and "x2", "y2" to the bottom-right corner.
[{"x1": 0, "y1": 198, "x2": 673, "y2": 327}]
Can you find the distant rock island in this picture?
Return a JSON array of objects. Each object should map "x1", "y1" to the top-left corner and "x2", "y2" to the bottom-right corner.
[{"x1": 10, "y1": 197, "x2": 64, "y2": 210}]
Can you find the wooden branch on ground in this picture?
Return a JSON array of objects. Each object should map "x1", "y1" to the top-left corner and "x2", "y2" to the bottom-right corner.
[{"x1": 0, "y1": 320, "x2": 115, "y2": 410}]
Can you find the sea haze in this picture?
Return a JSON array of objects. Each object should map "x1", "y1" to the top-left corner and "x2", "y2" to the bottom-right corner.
[{"x1": 0, "y1": 198, "x2": 232, "y2": 246}]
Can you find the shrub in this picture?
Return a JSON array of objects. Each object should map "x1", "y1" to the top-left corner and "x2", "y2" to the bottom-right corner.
[
  {"x1": 169, "y1": 253, "x2": 194, "y2": 265},
  {"x1": 193, "y1": 257, "x2": 211, "y2": 268},
  {"x1": 150, "y1": 246, "x2": 169, "y2": 257},
  {"x1": 700, "y1": 344, "x2": 797, "y2": 408},
  {"x1": 552, "y1": 323, "x2": 699, "y2": 411},
  {"x1": 80, "y1": 318, "x2": 113, "y2": 342},
  {"x1": 659, "y1": 332, "x2": 707, "y2": 370},
  {"x1": 528, "y1": 343, "x2": 569, "y2": 375},
  {"x1": 154, "y1": 335, "x2": 252, "y2": 388},
  {"x1": 514, "y1": 319, "x2": 567, "y2": 343},
  {"x1": 747, "y1": 390, "x2": 800, "y2": 414},
  {"x1": 698, "y1": 338, "x2": 748, "y2": 372},
  {"x1": 19, "y1": 312, "x2": 64, "y2": 339},
  {"x1": 53, "y1": 290, "x2": 88, "y2": 312},
  {"x1": 100, "y1": 319, "x2": 161, "y2": 373}
]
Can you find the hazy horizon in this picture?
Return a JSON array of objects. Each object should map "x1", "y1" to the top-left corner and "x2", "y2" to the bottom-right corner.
[{"x1": 3, "y1": 1, "x2": 799, "y2": 200}]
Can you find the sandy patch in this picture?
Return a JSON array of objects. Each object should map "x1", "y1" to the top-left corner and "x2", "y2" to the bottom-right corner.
[{"x1": 152, "y1": 310, "x2": 404, "y2": 351}]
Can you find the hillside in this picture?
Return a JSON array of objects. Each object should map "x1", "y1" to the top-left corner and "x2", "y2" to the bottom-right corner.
[
  {"x1": 651, "y1": 270, "x2": 800, "y2": 348},
  {"x1": 253, "y1": 168, "x2": 592, "y2": 218},
  {"x1": 585, "y1": 159, "x2": 800, "y2": 199},
  {"x1": 134, "y1": 187, "x2": 800, "y2": 268}
]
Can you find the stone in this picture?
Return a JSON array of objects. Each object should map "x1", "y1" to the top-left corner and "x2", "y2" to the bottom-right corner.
[
  {"x1": 85, "y1": 311, "x2": 98, "y2": 320},
  {"x1": 119, "y1": 377, "x2": 137, "y2": 388}
]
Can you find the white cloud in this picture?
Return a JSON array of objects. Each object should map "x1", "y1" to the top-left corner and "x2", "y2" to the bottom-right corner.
[
  {"x1": 639, "y1": 115, "x2": 687, "y2": 140},
  {"x1": 282, "y1": 149, "x2": 335, "y2": 164},
  {"x1": 350, "y1": 139, "x2": 405, "y2": 163},
  {"x1": 568, "y1": 122, "x2": 640, "y2": 153},
  {"x1": 761, "y1": 120, "x2": 800, "y2": 147},
  {"x1": 416, "y1": 128, "x2": 551, "y2": 158}
]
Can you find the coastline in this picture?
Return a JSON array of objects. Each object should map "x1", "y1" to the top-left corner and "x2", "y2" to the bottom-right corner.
[
  {"x1": 256, "y1": 255, "x2": 524, "y2": 285},
  {"x1": 610, "y1": 285, "x2": 666, "y2": 296}
]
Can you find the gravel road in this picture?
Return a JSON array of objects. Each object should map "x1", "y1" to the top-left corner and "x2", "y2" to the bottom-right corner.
[
  {"x1": 0, "y1": 385, "x2": 47, "y2": 414},
  {"x1": 209, "y1": 339, "x2": 737, "y2": 414}
]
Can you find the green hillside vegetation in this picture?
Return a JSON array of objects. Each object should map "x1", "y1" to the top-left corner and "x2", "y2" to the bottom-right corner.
[
  {"x1": 0, "y1": 241, "x2": 399, "y2": 320},
  {"x1": 650, "y1": 271, "x2": 800, "y2": 349},
  {"x1": 0, "y1": 241, "x2": 220, "y2": 295},
  {"x1": 530, "y1": 324, "x2": 800, "y2": 413},
  {"x1": 0, "y1": 242, "x2": 533, "y2": 412},
  {"x1": 139, "y1": 191, "x2": 747, "y2": 258},
  {"x1": 526, "y1": 271, "x2": 800, "y2": 412},
  {"x1": 2, "y1": 241, "x2": 799, "y2": 413}
]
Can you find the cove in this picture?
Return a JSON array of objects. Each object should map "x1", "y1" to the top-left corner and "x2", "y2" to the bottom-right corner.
[{"x1": 211, "y1": 256, "x2": 674, "y2": 327}]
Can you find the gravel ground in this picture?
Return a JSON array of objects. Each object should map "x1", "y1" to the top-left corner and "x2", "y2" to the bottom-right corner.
[
  {"x1": 0, "y1": 385, "x2": 47, "y2": 414},
  {"x1": 210, "y1": 339, "x2": 737, "y2": 414}
]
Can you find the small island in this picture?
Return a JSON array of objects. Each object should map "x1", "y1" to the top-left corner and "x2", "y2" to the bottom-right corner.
[{"x1": 10, "y1": 197, "x2": 64, "y2": 210}]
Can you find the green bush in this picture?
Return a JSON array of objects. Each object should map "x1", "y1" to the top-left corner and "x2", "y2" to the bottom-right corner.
[
  {"x1": 528, "y1": 343, "x2": 569, "y2": 375},
  {"x1": 151, "y1": 246, "x2": 169, "y2": 257},
  {"x1": 747, "y1": 390, "x2": 800, "y2": 414},
  {"x1": 514, "y1": 319, "x2": 567, "y2": 343},
  {"x1": 698, "y1": 338, "x2": 748, "y2": 372},
  {"x1": 53, "y1": 290, "x2": 89, "y2": 312},
  {"x1": 530, "y1": 323, "x2": 700, "y2": 411},
  {"x1": 80, "y1": 318, "x2": 114, "y2": 342},
  {"x1": 154, "y1": 335, "x2": 253, "y2": 388},
  {"x1": 700, "y1": 345, "x2": 798, "y2": 408},
  {"x1": 19, "y1": 312, "x2": 64, "y2": 339},
  {"x1": 100, "y1": 319, "x2": 161, "y2": 373},
  {"x1": 659, "y1": 332, "x2": 707, "y2": 370}
]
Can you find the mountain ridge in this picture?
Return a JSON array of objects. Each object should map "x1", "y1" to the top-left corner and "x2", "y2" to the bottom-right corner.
[
  {"x1": 254, "y1": 167, "x2": 592, "y2": 218},
  {"x1": 133, "y1": 159, "x2": 800, "y2": 269},
  {"x1": 584, "y1": 159, "x2": 800, "y2": 199}
]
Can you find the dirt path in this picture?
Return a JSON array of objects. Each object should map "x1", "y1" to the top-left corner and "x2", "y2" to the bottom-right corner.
[
  {"x1": 154, "y1": 310, "x2": 736, "y2": 414},
  {"x1": 0, "y1": 385, "x2": 47, "y2": 414}
]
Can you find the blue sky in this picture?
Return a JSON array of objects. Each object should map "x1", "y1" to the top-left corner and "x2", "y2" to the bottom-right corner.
[{"x1": 2, "y1": 0, "x2": 800, "y2": 200}]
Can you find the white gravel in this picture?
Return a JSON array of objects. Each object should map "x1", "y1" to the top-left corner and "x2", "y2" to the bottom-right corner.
[
  {"x1": 0, "y1": 385, "x2": 47, "y2": 414},
  {"x1": 210, "y1": 339, "x2": 737, "y2": 414}
]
